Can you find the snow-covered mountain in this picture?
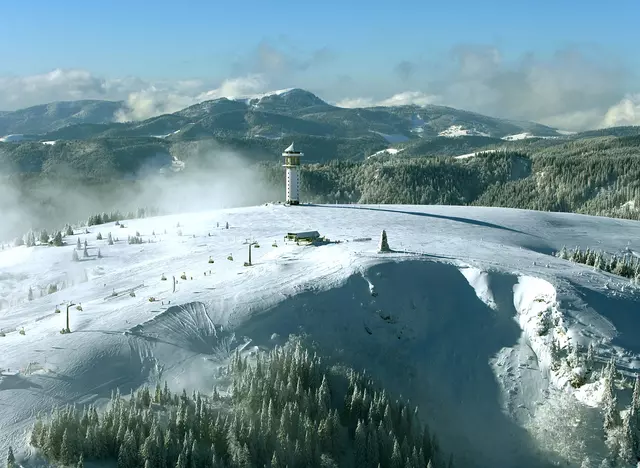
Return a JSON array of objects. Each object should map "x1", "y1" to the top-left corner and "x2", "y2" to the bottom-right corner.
[{"x1": 1, "y1": 204, "x2": 639, "y2": 467}]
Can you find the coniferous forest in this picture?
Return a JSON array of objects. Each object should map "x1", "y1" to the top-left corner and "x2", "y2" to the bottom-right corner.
[
  {"x1": 4, "y1": 133, "x2": 640, "y2": 242},
  {"x1": 23, "y1": 338, "x2": 449, "y2": 468}
]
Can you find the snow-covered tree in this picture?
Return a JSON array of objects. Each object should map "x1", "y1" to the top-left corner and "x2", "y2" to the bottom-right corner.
[
  {"x1": 6, "y1": 446, "x2": 16, "y2": 468},
  {"x1": 618, "y1": 409, "x2": 637, "y2": 464},
  {"x1": 354, "y1": 420, "x2": 367, "y2": 466},
  {"x1": 83, "y1": 245, "x2": 88, "y2": 258},
  {"x1": 76, "y1": 238, "x2": 81, "y2": 250},
  {"x1": 107, "y1": 232, "x2": 114, "y2": 245},
  {"x1": 96, "y1": 232, "x2": 102, "y2": 240},
  {"x1": 28, "y1": 286, "x2": 34, "y2": 301},
  {"x1": 39, "y1": 229, "x2": 50, "y2": 244},
  {"x1": 31, "y1": 336, "x2": 454, "y2": 468},
  {"x1": 603, "y1": 359, "x2": 621, "y2": 431},
  {"x1": 72, "y1": 249, "x2": 79, "y2": 262},
  {"x1": 53, "y1": 231, "x2": 63, "y2": 246}
]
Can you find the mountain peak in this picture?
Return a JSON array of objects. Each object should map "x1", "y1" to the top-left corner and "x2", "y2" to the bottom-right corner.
[{"x1": 245, "y1": 88, "x2": 330, "y2": 111}]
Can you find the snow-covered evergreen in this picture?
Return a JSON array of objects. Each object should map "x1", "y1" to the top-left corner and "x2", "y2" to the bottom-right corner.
[
  {"x1": 30, "y1": 337, "x2": 449, "y2": 468},
  {"x1": 557, "y1": 246, "x2": 640, "y2": 282}
]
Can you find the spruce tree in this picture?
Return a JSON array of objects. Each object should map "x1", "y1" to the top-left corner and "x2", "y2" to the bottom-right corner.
[
  {"x1": 76, "y1": 453, "x2": 84, "y2": 468},
  {"x1": 72, "y1": 249, "x2": 79, "y2": 262},
  {"x1": 96, "y1": 232, "x2": 102, "y2": 240},
  {"x1": 83, "y1": 245, "x2": 88, "y2": 258},
  {"x1": 77, "y1": 238, "x2": 81, "y2": 250},
  {"x1": 6, "y1": 446, "x2": 16, "y2": 468},
  {"x1": 53, "y1": 231, "x2": 63, "y2": 246},
  {"x1": 60, "y1": 428, "x2": 73, "y2": 465},
  {"x1": 28, "y1": 286, "x2": 33, "y2": 301},
  {"x1": 39, "y1": 229, "x2": 49, "y2": 244},
  {"x1": 354, "y1": 420, "x2": 367, "y2": 467},
  {"x1": 108, "y1": 232, "x2": 114, "y2": 245},
  {"x1": 603, "y1": 359, "x2": 621, "y2": 438}
]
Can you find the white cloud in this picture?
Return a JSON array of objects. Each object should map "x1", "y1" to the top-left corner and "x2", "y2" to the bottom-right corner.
[
  {"x1": 1, "y1": 42, "x2": 639, "y2": 133},
  {"x1": 601, "y1": 94, "x2": 640, "y2": 127},
  {"x1": 113, "y1": 74, "x2": 271, "y2": 122},
  {"x1": 335, "y1": 91, "x2": 439, "y2": 109}
]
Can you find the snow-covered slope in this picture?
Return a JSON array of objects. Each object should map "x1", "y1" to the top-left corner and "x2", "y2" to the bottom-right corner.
[
  {"x1": 0, "y1": 134, "x2": 32, "y2": 143},
  {"x1": 438, "y1": 125, "x2": 490, "y2": 137},
  {"x1": 1, "y1": 204, "x2": 640, "y2": 467},
  {"x1": 501, "y1": 132, "x2": 560, "y2": 141},
  {"x1": 454, "y1": 149, "x2": 498, "y2": 159}
]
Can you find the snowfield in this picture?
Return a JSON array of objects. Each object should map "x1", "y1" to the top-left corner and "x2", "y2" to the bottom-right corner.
[
  {"x1": 438, "y1": 125, "x2": 490, "y2": 137},
  {"x1": 1, "y1": 204, "x2": 640, "y2": 467}
]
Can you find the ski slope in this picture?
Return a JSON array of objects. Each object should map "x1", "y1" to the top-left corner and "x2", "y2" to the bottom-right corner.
[{"x1": 1, "y1": 204, "x2": 640, "y2": 467}]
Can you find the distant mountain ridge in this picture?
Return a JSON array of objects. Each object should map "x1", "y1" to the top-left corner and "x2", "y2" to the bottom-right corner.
[
  {"x1": 0, "y1": 99, "x2": 124, "y2": 136},
  {"x1": 0, "y1": 88, "x2": 562, "y2": 142}
]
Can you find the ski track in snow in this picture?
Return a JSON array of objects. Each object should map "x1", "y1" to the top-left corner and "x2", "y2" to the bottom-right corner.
[{"x1": 1, "y1": 203, "x2": 640, "y2": 467}]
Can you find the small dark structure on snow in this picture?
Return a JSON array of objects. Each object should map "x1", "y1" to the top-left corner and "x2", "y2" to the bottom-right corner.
[{"x1": 285, "y1": 231, "x2": 321, "y2": 243}]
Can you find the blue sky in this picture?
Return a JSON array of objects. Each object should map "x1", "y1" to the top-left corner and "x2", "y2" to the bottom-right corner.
[
  {"x1": 1, "y1": 0, "x2": 637, "y2": 78},
  {"x1": 0, "y1": 0, "x2": 639, "y2": 129}
]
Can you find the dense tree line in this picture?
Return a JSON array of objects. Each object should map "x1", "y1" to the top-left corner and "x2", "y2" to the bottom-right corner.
[
  {"x1": 4, "y1": 134, "x2": 640, "y2": 246},
  {"x1": 23, "y1": 338, "x2": 450, "y2": 468},
  {"x1": 556, "y1": 247, "x2": 640, "y2": 282}
]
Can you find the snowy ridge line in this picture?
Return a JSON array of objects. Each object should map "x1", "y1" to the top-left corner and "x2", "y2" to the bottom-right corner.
[{"x1": 2, "y1": 203, "x2": 640, "y2": 466}]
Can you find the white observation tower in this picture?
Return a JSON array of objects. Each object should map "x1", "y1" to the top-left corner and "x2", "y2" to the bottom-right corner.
[{"x1": 282, "y1": 142, "x2": 302, "y2": 205}]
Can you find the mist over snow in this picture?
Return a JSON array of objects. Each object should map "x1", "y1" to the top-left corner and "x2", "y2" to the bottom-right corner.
[{"x1": 0, "y1": 143, "x2": 280, "y2": 243}]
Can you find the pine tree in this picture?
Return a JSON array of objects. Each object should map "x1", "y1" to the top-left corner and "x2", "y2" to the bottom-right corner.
[
  {"x1": 66, "y1": 225, "x2": 74, "y2": 236},
  {"x1": 77, "y1": 238, "x2": 81, "y2": 250},
  {"x1": 107, "y1": 232, "x2": 114, "y2": 245},
  {"x1": 603, "y1": 359, "x2": 621, "y2": 431},
  {"x1": 354, "y1": 420, "x2": 367, "y2": 467},
  {"x1": 6, "y1": 446, "x2": 16, "y2": 468},
  {"x1": 53, "y1": 231, "x2": 63, "y2": 246},
  {"x1": 97, "y1": 249, "x2": 102, "y2": 258},
  {"x1": 558, "y1": 245, "x2": 569, "y2": 260},
  {"x1": 72, "y1": 249, "x2": 79, "y2": 262},
  {"x1": 59, "y1": 428, "x2": 73, "y2": 465},
  {"x1": 28, "y1": 286, "x2": 33, "y2": 301},
  {"x1": 367, "y1": 423, "x2": 380, "y2": 467},
  {"x1": 76, "y1": 453, "x2": 84, "y2": 468},
  {"x1": 83, "y1": 245, "x2": 89, "y2": 258},
  {"x1": 39, "y1": 229, "x2": 49, "y2": 244},
  {"x1": 84, "y1": 239, "x2": 88, "y2": 248},
  {"x1": 390, "y1": 438, "x2": 403, "y2": 468},
  {"x1": 619, "y1": 408, "x2": 636, "y2": 464},
  {"x1": 118, "y1": 430, "x2": 139, "y2": 468},
  {"x1": 96, "y1": 232, "x2": 102, "y2": 240}
]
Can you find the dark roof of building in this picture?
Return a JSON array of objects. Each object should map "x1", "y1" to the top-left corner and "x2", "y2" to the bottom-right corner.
[{"x1": 287, "y1": 231, "x2": 320, "y2": 238}]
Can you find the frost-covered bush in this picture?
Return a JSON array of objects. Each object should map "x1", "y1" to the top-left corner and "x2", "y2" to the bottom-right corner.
[
  {"x1": 30, "y1": 337, "x2": 451, "y2": 468},
  {"x1": 557, "y1": 247, "x2": 640, "y2": 282},
  {"x1": 127, "y1": 235, "x2": 143, "y2": 245}
]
